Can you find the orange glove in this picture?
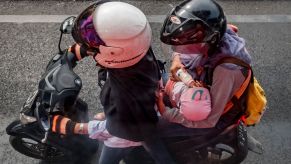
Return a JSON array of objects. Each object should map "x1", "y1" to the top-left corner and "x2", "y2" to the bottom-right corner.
[
  {"x1": 69, "y1": 44, "x2": 97, "y2": 61},
  {"x1": 51, "y1": 115, "x2": 76, "y2": 135}
]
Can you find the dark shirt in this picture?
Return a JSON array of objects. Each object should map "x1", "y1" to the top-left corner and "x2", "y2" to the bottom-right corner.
[
  {"x1": 70, "y1": 44, "x2": 161, "y2": 141},
  {"x1": 100, "y1": 49, "x2": 160, "y2": 141}
]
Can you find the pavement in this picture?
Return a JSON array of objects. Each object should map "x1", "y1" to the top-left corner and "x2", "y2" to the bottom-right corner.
[{"x1": 0, "y1": 0, "x2": 291, "y2": 164}]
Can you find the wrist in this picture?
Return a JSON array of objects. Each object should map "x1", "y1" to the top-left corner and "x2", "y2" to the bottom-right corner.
[
  {"x1": 157, "y1": 101, "x2": 166, "y2": 114},
  {"x1": 159, "y1": 107, "x2": 166, "y2": 114},
  {"x1": 172, "y1": 55, "x2": 181, "y2": 64},
  {"x1": 172, "y1": 52, "x2": 180, "y2": 59},
  {"x1": 74, "y1": 123, "x2": 88, "y2": 134}
]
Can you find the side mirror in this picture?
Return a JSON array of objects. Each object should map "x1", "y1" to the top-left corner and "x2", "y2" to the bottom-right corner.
[{"x1": 60, "y1": 16, "x2": 76, "y2": 34}]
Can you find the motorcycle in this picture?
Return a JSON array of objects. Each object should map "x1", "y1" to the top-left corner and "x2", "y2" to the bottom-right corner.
[{"x1": 6, "y1": 16, "x2": 263, "y2": 164}]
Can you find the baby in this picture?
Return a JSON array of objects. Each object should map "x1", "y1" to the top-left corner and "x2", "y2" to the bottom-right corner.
[{"x1": 157, "y1": 51, "x2": 212, "y2": 128}]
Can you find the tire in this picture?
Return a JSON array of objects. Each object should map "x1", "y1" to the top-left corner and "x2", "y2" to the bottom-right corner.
[
  {"x1": 9, "y1": 136, "x2": 70, "y2": 162},
  {"x1": 205, "y1": 144, "x2": 244, "y2": 164}
]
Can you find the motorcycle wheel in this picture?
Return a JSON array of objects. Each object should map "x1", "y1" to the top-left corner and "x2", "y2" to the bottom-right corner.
[
  {"x1": 204, "y1": 143, "x2": 245, "y2": 164},
  {"x1": 9, "y1": 136, "x2": 69, "y2": 162}
]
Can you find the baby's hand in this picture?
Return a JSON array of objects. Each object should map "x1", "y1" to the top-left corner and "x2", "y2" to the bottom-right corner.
[
  {"x1": 189, "y1": 80, "x2": 204, "y2": 87},
  {"x1": 94, "y1": 112, "x2": 106, "y2": 121},
  {"x1": 155, "y1": 90, "x2": 166, "y2": 114}
]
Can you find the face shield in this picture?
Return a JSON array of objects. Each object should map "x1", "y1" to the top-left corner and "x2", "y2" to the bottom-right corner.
[
  {"x1": 72, "y1": 2, "x2": 106, "y2": 49},
  {"x1": 72, "y1": 1, "x2": 151, "y2": 68}
]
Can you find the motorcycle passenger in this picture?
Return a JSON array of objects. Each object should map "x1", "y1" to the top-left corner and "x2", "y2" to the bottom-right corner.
[
  {"x1": 51, "y1": 1, "x2": 175, "y2": 164},
  {"x1": 156, "y1": 0, "x2": 252, "y2": 137}
]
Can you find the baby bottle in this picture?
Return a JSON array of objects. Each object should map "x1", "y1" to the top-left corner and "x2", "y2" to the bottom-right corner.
[{"x1": 176, "y1": 68, "x2": 194, "y2": 86}]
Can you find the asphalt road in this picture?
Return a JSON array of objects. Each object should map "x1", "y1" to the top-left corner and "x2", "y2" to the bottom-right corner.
[{"x1": 0, "y1": 0, "x2": 291, "y2": 164}]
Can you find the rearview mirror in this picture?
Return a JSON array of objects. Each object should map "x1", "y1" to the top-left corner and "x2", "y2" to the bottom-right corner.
[{"x1": 60, "y1": 16, "x2": 76, "y2": 34}]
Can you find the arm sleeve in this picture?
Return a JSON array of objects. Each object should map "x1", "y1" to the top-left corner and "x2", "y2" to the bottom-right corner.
[
  {"x1": 162, "y1": 65, "x2": 245, "y2": 128},
  {"x1": 88, "y1": 120, "x2": 112, "y2": 140}
]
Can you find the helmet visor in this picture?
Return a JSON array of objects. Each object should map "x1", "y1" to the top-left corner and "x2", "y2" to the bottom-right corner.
[
  {"x1": 161, "y1": 6, "x2": 215, "y2": 45},
  {"x1": 72, "y1": 3, "x2": 105, "y2": 48}
]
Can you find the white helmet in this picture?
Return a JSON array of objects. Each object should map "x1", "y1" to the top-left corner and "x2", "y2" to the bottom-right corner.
[{"x1": 72, "y1": 1, "x2": 152, "y2": 68}]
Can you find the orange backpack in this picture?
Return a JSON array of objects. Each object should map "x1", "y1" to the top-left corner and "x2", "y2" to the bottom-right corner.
[{"x1": 213, "y1": 57, "x2": 267, "y2": 126}]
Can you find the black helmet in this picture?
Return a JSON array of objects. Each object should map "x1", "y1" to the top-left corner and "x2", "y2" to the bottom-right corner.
[{"x1": 160, "y1": 0, "x2": 227, "y2": 46}]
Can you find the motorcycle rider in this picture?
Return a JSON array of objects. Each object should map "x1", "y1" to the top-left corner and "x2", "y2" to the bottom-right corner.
[
  {"x1": 155, "y1": 0, "x2": 252, "y2": 137},
  {"x1": 51, "y1": 1, "x2": 175, "y2": 164}
]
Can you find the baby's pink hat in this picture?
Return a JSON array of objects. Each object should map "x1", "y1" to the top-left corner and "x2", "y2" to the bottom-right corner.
[{"x1": 179, "y1": 87, "x2": 211, "y2": 121}]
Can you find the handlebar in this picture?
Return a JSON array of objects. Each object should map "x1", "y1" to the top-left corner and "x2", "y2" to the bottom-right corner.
[
  {"x1": 35, "y1": 50, "x2": 82, "y2": 142},
  {"x1": 39, "y1": 50, "x2": 82, "y2": 108}
]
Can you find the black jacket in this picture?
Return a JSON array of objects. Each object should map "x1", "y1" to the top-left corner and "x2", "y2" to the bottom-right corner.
[{"x1": 100, "y1": 49, "x2": 161, "y2": 141}]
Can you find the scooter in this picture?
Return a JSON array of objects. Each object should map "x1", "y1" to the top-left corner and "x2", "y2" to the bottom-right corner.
[{"x1": 6, "y1": 16, "x2": 263, "y2": 164}]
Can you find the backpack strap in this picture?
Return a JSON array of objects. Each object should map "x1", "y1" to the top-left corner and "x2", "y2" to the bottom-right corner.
[
  {"x1": 213, "y1": 57, "x2": 252, "y2": 114},
  {"x1": 214, "y1": 57, "x2": 251, "y2": 69}
]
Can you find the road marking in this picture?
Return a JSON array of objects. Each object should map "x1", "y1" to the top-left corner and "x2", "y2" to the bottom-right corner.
[
  {"x1": 0, "y1": 15, "x2": 291, "y2": 23},
  {"x1": 0, "y1": 15, "x2": 73, "y2": 23}
]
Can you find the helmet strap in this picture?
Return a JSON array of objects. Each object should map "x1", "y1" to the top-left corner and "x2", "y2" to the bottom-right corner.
[
  {"x1": 206, "y1": 31, "x2": 221, "y2": 56},
  {"x1": 208, "y1": 31, "x2": 220, "y2": 44}
]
